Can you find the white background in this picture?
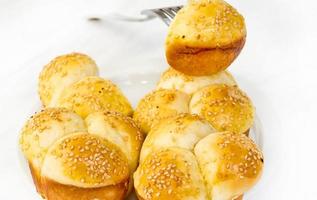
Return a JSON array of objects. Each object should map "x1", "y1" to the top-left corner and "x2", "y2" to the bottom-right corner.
[{"x1": 0, "y1": 0, "x2": 317, "y2": 199}]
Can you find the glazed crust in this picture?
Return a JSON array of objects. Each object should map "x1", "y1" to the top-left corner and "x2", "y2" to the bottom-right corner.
[
  {"x1": 166, "y1": 38, "x2": 245, "y2": 76},
  {"x1": 57, "y1": 76, "x2": 133, "y2": 118},
  {"x1": 134, "y1": 148, "x2": 207, "y2": 200},
  {"x1": 38, "y1": 53, "x2": 99, "y2": 107},
  {"x1": 29, "y1": 162, "x2": 45, "y2": 198},
  {"x1": 189, "y1": 84, "x2": 254, "y2": 134},
  {"x1": 133, "y1": 89, "x2": 190, "y2": 133},
  {"x1": 194, "y1": 132, "x2": 263, "y2": 200},
  {"x1": 86, "y1": 111, "x2": 144, "y2": 172},
  {"x1": 39, "y1": 132, "x2": 131, "y2": 200},
  {"x1": 41, "y1": 177, "x2": 129, "y2": 200}
]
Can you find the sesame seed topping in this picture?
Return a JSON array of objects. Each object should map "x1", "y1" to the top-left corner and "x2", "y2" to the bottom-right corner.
[{"x1": 52, "y1": 133, "x2": 129, "y2": 185}]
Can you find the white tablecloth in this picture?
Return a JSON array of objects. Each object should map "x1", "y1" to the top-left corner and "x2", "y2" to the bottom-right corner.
[{"x1": 0, "y1": 0, "x2": 316, "y2": 199}]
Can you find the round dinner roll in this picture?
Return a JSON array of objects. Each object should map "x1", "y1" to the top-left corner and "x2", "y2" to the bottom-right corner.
[
  {"x1": 190, "y1": 84, "x2": 254, "y2": 134},
  {"x1": 133, "y1": 89, "x2": 190, "y2": 133},
  {"x1": 19, "y1": 108, "x2": 86, "y2": 196},
  {"x1": 57, "y1": 76, "x2": 133, "y2": 118},
  {"x1": 39, "y1": 53, "x2": 99, "y2": 107},
  {"x1": 41, "y1": 132, "x2": 130, "y2": 200},
  {"x1": 157, "y1": 67, "x2": 236, "y2": 95},
  {"x1": 165, "y1": 0, "x2": 246, "y2": 76},
  {"x1": 139, "y1": 113, "x2": 215, "y2": 163},
  {"x1": 134, "y1": 148, "x2": 207, "y2": 200},
  {"x1": 194, "y1": 132, "x2": 264, "y2": 200}
]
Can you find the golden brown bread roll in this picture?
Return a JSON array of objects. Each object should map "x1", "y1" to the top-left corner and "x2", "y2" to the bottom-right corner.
[
  {"x1": 41, "y1": 132, "x2": 130, "y2": 200},
  {"x1": 38, "y1": 53, "x2": 99, "y2": 107},
  {"x1": 157, "y1": 67, "x2": 236, "y2": 95},
  {"x1": 134, "y1": 114, "x2": 263, "y2": 200},
  {"x1": 133, "y1": 89, "x2": 190, "y2": 134},
  {"x1": 56, "y1": 76, "x2": 133, "y2": 118},
  {"x1": 20, "y1": 109, "x2": 143, "y2": 199},
  {"x1": 165, "y1": 0, "x2": 246, "y2": 76},
  {"x1": 190, "y1": 84, "x2": 254, "y2": 134},
  {"x1": 19, "y1": 108, "x2": 86, "y2": 196}
]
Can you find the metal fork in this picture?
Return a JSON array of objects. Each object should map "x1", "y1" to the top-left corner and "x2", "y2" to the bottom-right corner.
[
  {"x1": 140, "y1": 6, "x2": 183, "y2": 25},
  {"x1": 89, "y1": 6, "x2": 183, "y2": 26}
]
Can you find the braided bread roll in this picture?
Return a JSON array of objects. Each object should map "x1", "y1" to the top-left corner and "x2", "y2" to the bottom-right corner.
[
  {"x1": 134, "y1": 113, "x2": 263, "y2": 200},
  {"x1": 20, "y1": 108, "x2": 144, "y2": 200}
]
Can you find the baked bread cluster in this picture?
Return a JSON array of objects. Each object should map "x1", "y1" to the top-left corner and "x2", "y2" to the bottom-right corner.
[
  {"x1": 20, "y1": 53, "x2": 144, "y2": 200},
  {"x1": 19, "y1": 0, "x2": 264, "y2": 199}
]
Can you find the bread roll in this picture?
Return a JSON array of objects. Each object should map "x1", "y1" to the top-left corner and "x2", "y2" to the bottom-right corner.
[
  {"x1": 41, "y1": 132, "x2": 130, "y2": 200},
  {"x1": 57, "y1": 76, "x2": 133, "y2": 118},
  {"x1": 190, "y1": 84, "x2": 254, "y2": 134},
  {"x1": 134, "y1": 113, "x2": 263, "y2": 200},
  {"x1": 19, "y1": 108, "x2": 86, "y2": 196},
  {"x1": 133, "y1": 89, "x2": 190, "y2": 133},
  {"x1": 165, "y1": 0, "x2": 246, "y2": 76},
  {"x1": 157, "y1": 67, "x2": 236, "y2": 95},
  {"x1": 194, "y1": 132, "x2": 264, "y2": 200},
  {"x1": 139, "y1": 113, "x2": 215, "y2": 163},
  {"x1": 39, "y1": 53, "x2": 99, "y2": 107}
]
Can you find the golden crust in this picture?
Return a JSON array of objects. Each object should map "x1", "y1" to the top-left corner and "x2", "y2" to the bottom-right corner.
[
  {"x1": 165, "y1": 0, "x2": 246, "y2": 76},
  {"x1": 157, "y1": 67, "x2": 237, "y2": 95},
  {"x1": 38, "y1": 53, "x2": 99, "y2": 107},
  {"x1": 134, "y1": 148, "x2": 207, "y2": 200},
  {"x1": 85, "y1": 111, "x2": 144, "y2": 172},
  {"x1": 41, "y1": 132, "x2": 130, "y2": 188},
  {"x1": 139, "y1": 113, "x2": 215, "y2": 163},
  {"x1": 189, "y1": 84, "x2": 254, "y2": 134},
  {"x1": 133, "y1": 89, "x2": 190, "y2": 133},
  {"x1": 29, "y1": 162, "x2": 46, "y2": 198},
  {"x1": 19, "y1": 108, "x2": 86, "y2": 169},
  {"x1": 41, "y1": 176, "x2": 128, "y2": 200},
  {"x1": 56, "y1": 76, "x2": 133, "y2": 118},
  {"x1": 194, "y1": 132, "x2": 263, "y2": 199}
]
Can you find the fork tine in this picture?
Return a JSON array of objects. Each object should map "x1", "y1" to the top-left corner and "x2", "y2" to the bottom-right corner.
[
  {"x1": 140, "y1": 6, "x2": 183, "y2": 26},
  {"x1": 161, "y1": 8, "x2": 176, "y2": 19},
  {"x1": 170, "y1": 6, "x2": 182, "y2": 15},
  {"x1": 152, "y1": 9, "x2": 173, "y2": 25}
]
